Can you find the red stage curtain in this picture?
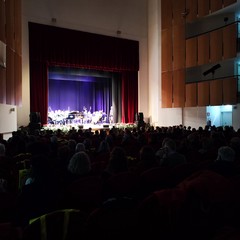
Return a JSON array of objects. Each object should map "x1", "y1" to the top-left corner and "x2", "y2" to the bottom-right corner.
[
  {"x1": 28, "y1": 22, "x2": 139, "y2": 124},
  {"x1": 121, "y1": 71, "x2": 138, "y2": 123}
]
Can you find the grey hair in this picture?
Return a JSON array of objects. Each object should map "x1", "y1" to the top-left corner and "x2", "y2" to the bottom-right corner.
[
  {"x1": 75, "y1": 143, "x2": 86, "y2": 152},
  {"x1": 68, "y1": 151, "x2": 91, "y2": 175},
  {"x1": 217, "y1": 146, "x2": 235, "y2": 162}
]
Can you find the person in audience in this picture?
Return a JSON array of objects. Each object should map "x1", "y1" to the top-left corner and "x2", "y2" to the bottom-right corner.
[
  {"x1": 75, "y1": 142, "x2": 86, "y2": 152},
  {"x1": 97, "y1": 139, "x2": 110, "y2": 154},
  {"x1": 66, "y1": 151, "x2": 92, "y2": 183},
  {"x1": 15, "y1": 154, "x2": 61, "y2": 227},
  {"x1": 209, "y1": 145, "x2": 238, "y2": 177},
  {"x1": 229, "y1": 136, "x2": 240, "y2": 163},
  {"x1": 156, "y1": 138, "x2": 186, "y2": 167},
  {"x1": 0, "y1": 143, "x2": 13, "y2": 192},
  {"x1": 134, "y1": 145, "x2": 158, "y2": 174},
  {"x1": 68, "y1": 139, "x2": 77, "y2": 156},
  {"x1": 102, "y1": 146, "x2": 128, "y2": 181}
]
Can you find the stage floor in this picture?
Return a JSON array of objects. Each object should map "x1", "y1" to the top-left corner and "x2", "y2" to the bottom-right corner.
[{"x1": 42, "y1": 122, "x2": 137, "y2": 132}]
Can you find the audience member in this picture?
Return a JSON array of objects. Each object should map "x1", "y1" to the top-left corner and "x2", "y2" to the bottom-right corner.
[
  {"x1": 15, "y1": 154, "x2": 61, "y2": 227},
  {"x1": 134, "y1": 145, "x2": 158, "y2": 174},
  {"x1": 75, "y1": 142, "x2": 86, "y2": 152},
  {"x1": 209, "y1": 146, "x2": 238, "y2": 177},
  {"x1": 102, "y1": 146, "x2": 128, "y2": 181},
  {"x1": 66, "y1": 151, "x2": 92, "y2": 183},
  {"x1": 156, "y1": 138, "x2": 186, "y2": 167}
]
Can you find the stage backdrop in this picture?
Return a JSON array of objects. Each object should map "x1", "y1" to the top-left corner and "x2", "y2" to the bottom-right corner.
[
  {"x1": 48, "y1": 66, "x2": 120, "y2": 121},
  {"x1": 29, "y1": 22, "x2": 139, "y2": 124}
]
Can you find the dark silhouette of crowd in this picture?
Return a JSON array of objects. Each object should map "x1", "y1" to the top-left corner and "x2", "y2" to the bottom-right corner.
[{"x1": 0, "y1": 123, "x2": 240, "y2": 239}]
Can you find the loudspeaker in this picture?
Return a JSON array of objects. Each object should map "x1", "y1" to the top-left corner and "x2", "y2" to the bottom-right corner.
[
  {"x1": 138, "y1": 112, "x2": 144, "y2": 122},
  {"x1": 103, "y1": 124, "x2": 109, "y2": 129},
  {"x1": 29, "y1": 112, "x2": 41, "y2": 123}
]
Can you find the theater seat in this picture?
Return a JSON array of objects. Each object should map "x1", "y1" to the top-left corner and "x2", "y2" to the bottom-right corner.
[
  {"x1": 22, "y1": 209, "x2": 87, "y2": 240},
  {"x1": 60, "y1": 175, "x2": 103, "y2": 213}
]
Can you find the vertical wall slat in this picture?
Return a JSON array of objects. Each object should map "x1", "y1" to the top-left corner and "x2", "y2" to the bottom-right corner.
[
  {"x1": 14, "y1": 53, "x2": 22, "y2": 106},
  {"x1": 162, "y1": 71, "x2": 173, "y2": 108},
  {"x1": 210, "y1": 0, "x2": 223, "y2": 13},
  {"x1": 173, "y1": 24, "x2": 185, "y2": 70},
  {"x1": 223, "y1": 0, "x2": 237, "y2": 7},
  {"x1": 223, "y1": 23, "x2": 237, "y2": 60},
  {"x1": 210, "y1": 79, "x2": 223, "y2": 105},
  {"x1": 186, "y1": 0, "x2": 198, "y2": 23},
  {"x1": 14, "y1": 0, "x2": 22, "y2": 56},
  {"x1": 198, "y1": 0, "x2": 210, "y2": 17},
  {"x1": 173, "y1": 69, "x2": 185, "y2": 107},
  {"x1": 198, "y1": 81, "x2": 210, "y2": 106},
  {"x1": 161, "y1": 0, "x2": 172, "y2": 30},
  {"x1": 185, "y1": 83, "x2": 197, "y2": 107},
  {"x1": 223, "y1": 77, "x2": 237, "y2": 104},
  {"x1": 5, "y1": 0, "x2": 14, "y2": 50},
  {"x1": 162, "y1": 28, "x2": 173, "y2": 72},
  {"x1": 198, "y1": 33, "x2": 210, "y2": 65},
  {"x1": 210, "y1": 28, "x2": 222, "y2": 63},
  {"x1": 172, "y1": 0, "x2": 186, "y2": 26},
  {"x1": 186, "y1": 37, "x2": 197, "y2": 68},
  {"x1": 0, "y1": 67, "x2": 6, "y2": 104},
  {"x1": 0, "y1": 0, "x2": 6, "y2": 43},
  {"x1": 6, "y1": 46, "x2": 14, "y2": 105}
]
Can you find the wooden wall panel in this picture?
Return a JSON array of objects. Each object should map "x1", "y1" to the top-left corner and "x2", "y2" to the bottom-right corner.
[
  {"x1": 198, "y1": 33, "x2": 209, "y2": 65},
  {"x1": 223, "y1": 23, "x2": 237, "y2": 60},
  {"x1": 5, "y1": 0, "x2": 14, "y2": 50},
  {"x1": 186, "y1": 0, "x2": 198, "y2": 23},
  {"x1": 223, "y1": 0, "x2": 237, "y2": 7},
  {"x1": 173, "y1": 25, "x2": 185, "y2": 70},
  {"x1": 0, "y1": 0, "x2": 6, "y2": 43},
  {"x1": 198, "y1": 0, "x2": 210, "y2": 17},
  {"x1": 162, "y1": 71, "x2": 173, "y2": 108},
  {"x1": 185, "y1": 83, "x2": 197, "y2": 107},
  {"x1": 210, "y1": 79, "x2": 222, "y2": 105},
  {"x1": 161, "y1": 0, "x2": 172, "y2": 29},
  {"x1": 14, "y1": 53, "x2": 22, "y2": 106},
  {"x1": 210, "y1": 29, "x2": 222, "y2": 63},
  {"x1": 210, "y1": 0, "x2": 222, "y2": 13},
  {"x1": 173, "y1": 69, "x2": 185, "y2": 107},
  {"x1": 162, "y1": 28, "x2": 173, "y2": 72},
  {"x1": 198, "y1": 81, "x2": 210, "y2": 106},
  {"x1": 0, "y1": 67, "x2": 6, "y2": 104},
  {"x1": 14, "y1": 0, "x2": 22, "y2": 56},
  {"x1": 172, "y1": 0, "x2": 185, "y2": 26},
  {"x1": 223, "y1": 77, "x2": 237, "y2": 104},
  {"x1": 186, "y1": 37, "x2": 197, "y2": 68},
  {"x1": 6, "y1": 46, "x2": 15, "y2": 105}
]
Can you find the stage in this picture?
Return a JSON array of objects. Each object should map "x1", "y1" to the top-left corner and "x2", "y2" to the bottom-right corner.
[
  {"x1": 44, "y1": 108, "x2": 138, "y2": 133},
  {"x1": 42, "y1": 122, "x2": 137, "y2": 133}
]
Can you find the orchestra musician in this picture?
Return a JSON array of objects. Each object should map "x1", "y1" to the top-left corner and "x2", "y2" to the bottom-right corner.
[{"x1": 109, "y1": 105, "x2": 114, "y2": 124}]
